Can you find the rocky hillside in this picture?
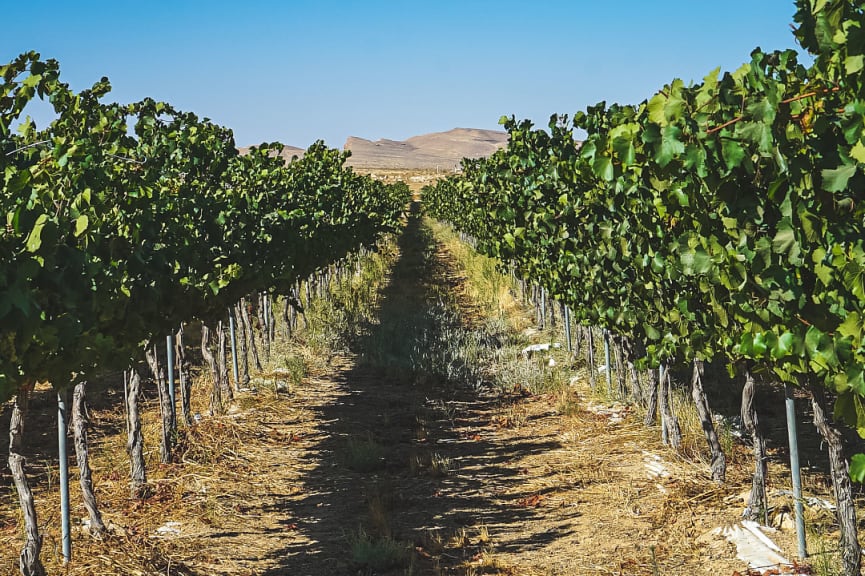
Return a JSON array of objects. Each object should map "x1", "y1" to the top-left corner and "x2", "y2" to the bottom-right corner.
[
  {"x1": 344, "y1": 127, "x2": 507, "y2": 169},
  {"x1": 239, "y1": 128, "x2": 508, "y2": 169}
]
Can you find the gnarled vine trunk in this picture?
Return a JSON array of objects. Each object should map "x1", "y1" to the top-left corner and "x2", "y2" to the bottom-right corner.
[
  {"x1": 561, "y1": 303, "x2": 571, "y2": 352},
  {"x1": 267, "y1": 293, "x2": 276, "y2": 344},
  {"x1": 573, "y1": 321, "x2": 583, "y2": 360},
  {"x1": 240, "y1": 298, "x2": 262, "y2": 372},
  {"x1": 125, "y1": 368, "x2": 148, "y2": 497},
  {"x1": 613, "y1": 335, "x2": 626, "y2": 400},
  {"x1": 201, "y1": 323, "x2": 221, "y2": 414},
  {"x1": 690, "y1": 359, "x2": 726, "y2": 483},
  {"x1": 741, "y1": 368, "x2": 767, "y2": 522},
  {"x1": 258, "y1": 292, "x2": 271, "y2": 363},
  {"x1": 810, "y1": 383, "x2": 861, "y2": 575},
  {"x1": 234, "y1": 302, "x2": 251, "y2": 388},
  {"x1": 280, "y1": 294, "x2": 291, "y2": 340},
  {"x1": 290, "y1": 286, "x2": 300, "y2": 332},
  {"x1": 145, "y1": 342, "x2": 174, "y2": 464},
  {"x1": 537, "y1": 287, "x2": 546, "y2": 330},
  {"x1": 644, "y1": 365, "x2": 659, "y2": 427},
  {"x1": 9, "y1": 387, "x2": 46, "y2": 576},
  {"x1": 587, "y1": 327, "x2": 596, "y2": 391},
  {"x1": 623, "y1": 338, "x2": 644, "y2": 407},
  {"x1": 72, "y1": 382, "x2": 107, "y2": 536},
  {"x1": 202, "y1": 321, "x2": 233, "y2": 414},
  {"x1": 659, "y1": 362, "x2": 682, "y2": 449},
  {"x1": 304, "y1": 280, "x2": 312, "y2": 329},
  {"x1": 217, "y1": 320, "x2": 232, "y2": 403}
]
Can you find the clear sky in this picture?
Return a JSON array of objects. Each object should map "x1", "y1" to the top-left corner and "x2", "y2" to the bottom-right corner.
[{"x1": 3, "y1": 1, "x2": 807, "y2": 149}]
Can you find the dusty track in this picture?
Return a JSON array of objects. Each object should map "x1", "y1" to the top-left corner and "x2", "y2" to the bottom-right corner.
[
  {"x1": 163, "y1": 208, "x2": 759, "y2": 575},
  {"x1": 1, "y1": 204, "x2": 829, "y2": 575}
]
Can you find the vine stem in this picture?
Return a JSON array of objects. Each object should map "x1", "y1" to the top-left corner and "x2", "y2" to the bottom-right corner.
[
  {"x1": 4, "y1": 140, "x2": 146, "y2": 164},
  {"x1": 4, "y1": 140, "x2": 51, "y2": 156},
  {"x1": 705, "y1": 86, "x2": 840, "y2": 135}
]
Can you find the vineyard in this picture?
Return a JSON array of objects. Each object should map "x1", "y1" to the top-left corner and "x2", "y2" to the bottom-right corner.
[
  {"x1": 423, "y1": 0, "x2": 865, "y2": 574},
  {"x1": 4, "y1": 0, "x2": 865, "y2": 575},
  {"x1": 0, "y1": 52, "x2": 410, "y2": 575}
]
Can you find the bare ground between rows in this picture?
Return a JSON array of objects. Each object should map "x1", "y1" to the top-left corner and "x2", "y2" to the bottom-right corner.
[
  {"x1": 0, "y1": 208, "x2": 829, "y2": 576},
  {"x1": 163, "y1": 212, "x2": 761, "y2": 576}
]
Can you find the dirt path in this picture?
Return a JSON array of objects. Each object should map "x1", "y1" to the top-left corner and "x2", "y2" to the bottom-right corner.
[
  {"x1": 1, "y1": 203, "x2": 815, "y2": 576},
  {"x1": 185, "y1": 207, "x2": 578, "y2": 575},
  {"x1": 169, "y1": 206, "x2": 769, "y2": 576}
]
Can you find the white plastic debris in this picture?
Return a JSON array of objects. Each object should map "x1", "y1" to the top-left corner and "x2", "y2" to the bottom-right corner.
[
  {"x1": 711, "y1": 521, "x2": 807, "y2": 575},
  {"x1": 596, "y1": 364, "x2": 607, "y2": 373},
  {"x1": 521, "y1": 342, "x2": 562, "y2": 357},
  {"x1": 642, "y1": 451, "x2": 671, "y2": 480},
  {"x1": 741, "y1": 520, "x2": 783, "y2": 553},
  {"x1": 547, "y1": 357, "x2": 556, "y2": 367},
  {"x1": 587, "y1": 402, "x2": 629, "y2": 424}
]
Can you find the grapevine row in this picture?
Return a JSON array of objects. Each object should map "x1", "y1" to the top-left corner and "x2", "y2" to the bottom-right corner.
[
  {"x1": 1, "y1": 52, "x2": 410, "y2": 575},
  {"x1": 424, "y1": 1, "x2": 865, "y2": 573}
]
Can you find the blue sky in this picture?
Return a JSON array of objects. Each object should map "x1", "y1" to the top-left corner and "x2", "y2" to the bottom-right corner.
[{"x1": 3, "y1": 1, "x2": 806, "y2": 148}]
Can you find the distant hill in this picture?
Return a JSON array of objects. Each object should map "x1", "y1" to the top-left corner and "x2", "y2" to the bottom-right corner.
[
  {"x1": 238, "y1": 128, "x2": 508, "y2": 169},
  {"x1": 344, "y1": 128, "x2": 508, "y2": 169}
]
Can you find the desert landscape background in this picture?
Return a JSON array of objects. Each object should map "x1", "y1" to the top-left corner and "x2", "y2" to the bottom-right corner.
[{"x1": 240, "y1": 127, "x2": 508, "y2": 171}]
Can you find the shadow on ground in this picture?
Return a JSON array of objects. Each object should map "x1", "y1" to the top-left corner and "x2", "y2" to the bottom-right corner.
[{"x1": 254, "y1": 203, "x2": 570, "y2": 575}]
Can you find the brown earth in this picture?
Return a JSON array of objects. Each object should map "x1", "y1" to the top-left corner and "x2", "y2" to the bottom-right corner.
[{"x1": 0, "y1": 201, "x2": 853, "y2": 576}]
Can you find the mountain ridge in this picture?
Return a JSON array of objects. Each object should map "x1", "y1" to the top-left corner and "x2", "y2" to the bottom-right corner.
[
  {"x1": 239, "y1": 127, "x2": 508, "y2": 169},
  {"x1": 345, "y1": 127, "x2": 507, "y2": 169}
]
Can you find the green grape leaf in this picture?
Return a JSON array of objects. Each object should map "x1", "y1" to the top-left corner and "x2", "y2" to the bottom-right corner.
[
  {"x1": 25, "y1": 214, "x2": 48, "y2": 252},
  {"x1": 851, "y1": 141, "x2": 865, "y2": 164},
  {"x1": 805, "y1": 325, "x2": 838, "y2": 371},
  {"x1": 821, "y1": 164, "x2": 856, "y2": 192},
  {"x1": 846, "y1": 54, "x2": 864, "y2": 75},
  {"x1": 74, "y1": 215, "x2": 89, "y2": 237},
  {"x1": 655, "y1": 126, "x2": 685, "y2": 167},
  {"x1": 771, "y1": 332, "x2": 797, "y2": 359},
  {"x1": 680, "y1": 248, "x2": 712, "y2": 275},
  {"x1": 850, "y1": 453, "x2": 865, "y2": 483},
  {"x1": 772, "y1": 219, "x2": 798, "y2": 256},
  {"x1": 722, "y1": 139, "x2": 745, "y2": 170}
]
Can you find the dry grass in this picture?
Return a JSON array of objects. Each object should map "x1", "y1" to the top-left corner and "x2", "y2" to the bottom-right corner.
[
  {"x1": 0, "y1": 380, "x2": 299, "y2": 575},
  {"x1": 427, "y1": 219, "x2": 527, "y2": 331},
  {"x1": 417, "y1": 219, "x2": 858, "y2": 575},
  {"x1": 0, "y1": 234, "x2": 401, "y2": 576},
  {"x1": 0, "y1": 210, "x2": 860, "y2": 576}
]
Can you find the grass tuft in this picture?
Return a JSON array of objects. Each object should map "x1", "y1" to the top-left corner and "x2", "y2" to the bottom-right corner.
[
  {"x1": 348, "y1": 528, "x2": 408, "y2": 571},
  {"x1": 341, "y1": 434, "x2": 387, "y2": 473}
]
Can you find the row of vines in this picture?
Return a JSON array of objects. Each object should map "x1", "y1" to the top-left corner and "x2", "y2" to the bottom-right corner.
[
  {"x1": 424, "y1": 1, "x2": 865, "y2": 573},
  {"x1": 1, "y1": 52, "x2": 410, "y2": 575}
]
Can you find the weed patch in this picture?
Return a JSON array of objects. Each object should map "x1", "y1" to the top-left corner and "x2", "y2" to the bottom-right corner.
[
  {"x1": 340, "y1": 434, "x2": 387, "y2": 473},
  {"x1": 348, "y1": 528, "x2": 408, "y2": 571}
]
